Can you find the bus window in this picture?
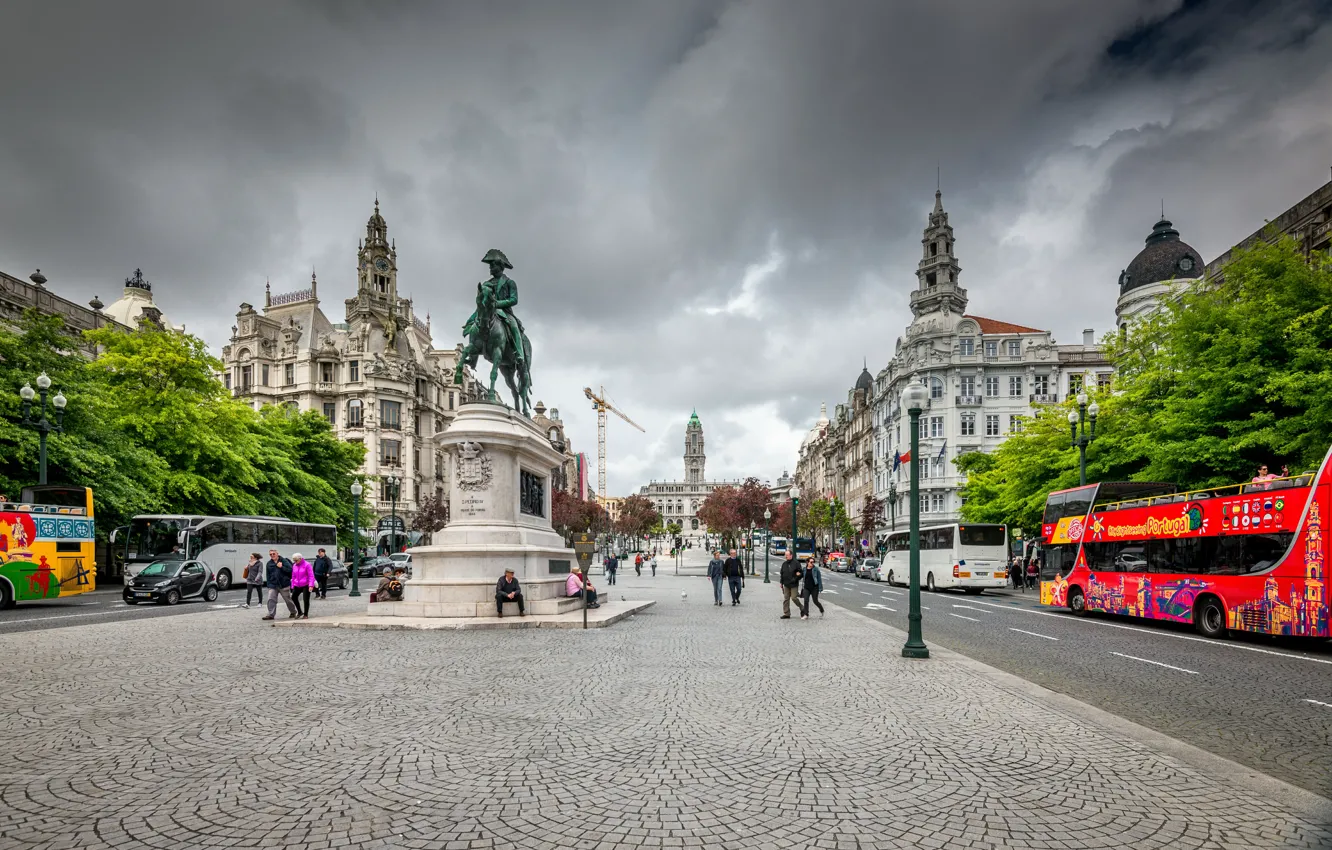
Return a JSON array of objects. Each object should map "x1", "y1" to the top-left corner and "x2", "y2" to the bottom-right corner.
[
  {"x1": 1041, "y1": 491, "x2": 1066, "y2": 525},
  {"x1": 277, "y1": 524, "x2": 298, "y2": 545},
  {"x1": 959, "y1": 525, "x2": 1005, "y2": 547},
  {"x1": 315, "y1": 526, "x2": 337, "y2": 547},
  {"x1": 1241, "y1": 533, "x2": 1292, "y2": 574},
  {"x1": 232, "y1": 522, "x2": 258, "y2": 545},
  {"x1": 1042, "y1": 543, "x2": 1078, "y2": 580},
  {"x1": 201, "y1": 522, "x2": 231, "y2": 548}
]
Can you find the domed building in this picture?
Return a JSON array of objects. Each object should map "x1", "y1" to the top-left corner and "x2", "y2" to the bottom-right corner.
[
  {"x1": 102, "y1": 268, "x2": 183, "y2": 332},
  {"x1": 1114, "y1": 217, "x2": 1205, "y2": 332}
]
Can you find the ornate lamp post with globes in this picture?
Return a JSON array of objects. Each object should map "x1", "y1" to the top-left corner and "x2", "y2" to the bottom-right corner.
[
  {"x1": 349, "y1": 481, "x2": 364, "y2": 597},
  {"x1": 789, "y1": 484, "x2": 801, "y2": 565},
  {"x1": 1069, "y1": 392, "x2": 1099, "y2": 487},
  {"x1": 900, "y1": 381, "x2": 930, "y2": 660},
  {"x1": 763, "y1": 507, "x2": 772, "y2": 583},
  {"x1": 385, "y1": 474, "x2": 400, "y2": 554},
  {"x1": 19, "y1": 372, "x2": 67, "y2": 485}
]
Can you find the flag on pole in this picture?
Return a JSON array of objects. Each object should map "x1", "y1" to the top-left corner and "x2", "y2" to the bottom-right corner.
[
  {"x1": 936, "y1": 441, "x2": 947, "y2": 462},
  {"x1": 892, "y1": 450, "x2": 901, "y2": 471},
  {"x1": 898, "y1": 449, "x2": 912, "y2": 465}
]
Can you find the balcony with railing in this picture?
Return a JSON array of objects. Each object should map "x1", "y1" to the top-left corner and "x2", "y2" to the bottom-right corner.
[
  {"x1": 955, "y1": 395, "x2": 982, "y2": 407},
  {"x1": 1029, "y1": 393, "x2": 1059, "y2": 404}
]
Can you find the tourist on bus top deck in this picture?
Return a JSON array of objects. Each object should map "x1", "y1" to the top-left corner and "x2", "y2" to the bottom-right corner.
[{"x1": 1250, "y1": 463, "x2": 1289, "y2": 491}]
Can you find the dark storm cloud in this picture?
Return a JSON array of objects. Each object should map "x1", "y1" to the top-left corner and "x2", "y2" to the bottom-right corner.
[{"x1": 2, "y1": 0, "x2": 1329, "y2": 494}]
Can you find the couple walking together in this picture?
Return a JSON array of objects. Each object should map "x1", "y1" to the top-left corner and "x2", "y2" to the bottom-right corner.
[
  {"x1": 779, "y1": 551, "x2": 824, "y2": 620},
  {"x1": 707, "y1": 549, "x2": 745, "y2": 606},
  {"x1": 251, "y1": 549, "x2": 324, "y2": 620}
]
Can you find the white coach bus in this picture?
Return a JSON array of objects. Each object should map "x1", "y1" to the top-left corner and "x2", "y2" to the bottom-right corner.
[
  {"x1": 113, "y1": 514, "x2": 337, "y2": 590},
  {"x1": 881, "y1": 523, "x2": 1009, "y2": 594}
]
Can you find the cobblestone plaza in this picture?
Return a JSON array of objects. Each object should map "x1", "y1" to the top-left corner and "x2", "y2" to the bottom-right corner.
[{"x1": 2, "y1": 577, "x2": 1330, "y2": 850}]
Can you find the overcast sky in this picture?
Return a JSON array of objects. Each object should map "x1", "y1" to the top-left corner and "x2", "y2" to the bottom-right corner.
[{"x1": 3, "y1": 0, "x2": 1331, "y2": 496}]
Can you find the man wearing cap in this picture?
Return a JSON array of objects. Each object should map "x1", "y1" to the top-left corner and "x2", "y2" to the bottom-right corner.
[
  {"x1": 495, "y1": 567, "x2": 525, "y2": 617},
  {"x1": 375, "y1": 567, "x2": 403, "y2": 602}
]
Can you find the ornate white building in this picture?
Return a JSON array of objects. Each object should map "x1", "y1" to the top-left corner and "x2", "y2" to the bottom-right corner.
[
  {"x1": 220, "y1": 201, "x2": 473, "y2": 520},
  {"x1": 638, "y1": 411, "x2": 749, "y2": 546}
]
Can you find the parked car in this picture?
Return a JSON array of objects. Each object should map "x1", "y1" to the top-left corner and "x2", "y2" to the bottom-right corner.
[
  {"x1": 861, "y1": 558, "x2": 884, "y2": 580},
  {"x1": 856, "y1": 559, "x2": 878, "y2": 579},
  {"x1": 325, "y1": 560, "x2": 349, "y2": 589},
  {"x1": 358, "y1": 556, "x2": 394, "y2": 578},
  {"x1": 389, "y1": 552, "x2": 413, "y2": 577},
  {"x1": 123, "y1": 560, "x2": 219, "y2": 606}
]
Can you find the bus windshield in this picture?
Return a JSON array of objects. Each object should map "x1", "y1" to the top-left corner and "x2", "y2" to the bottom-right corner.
[{"x1": 125, "y1": 517, "x2": 191, "y2": 561}]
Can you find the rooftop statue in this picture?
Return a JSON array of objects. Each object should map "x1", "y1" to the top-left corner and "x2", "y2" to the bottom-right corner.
[{"x1": 455, "y1": 249, "x2": 533, "y2": 415}]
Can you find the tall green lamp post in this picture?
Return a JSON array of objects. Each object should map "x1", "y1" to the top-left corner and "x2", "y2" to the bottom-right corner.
[
  {"x1": 1069, "y1": 392, "x2": 1099, "y2": 487},
  {"x1": 749, "y1": 520, "x2": 756, "y2": 575},
  {"x1": 386, "y1": 474, "x2": 400, "y2": 553},
  {"x1": 900, "y1": 382, "x2": 930, "y2": 659},
  {"x1": 790, "y1": 484, "x2": 801, "y2": 562},
  {"x1": 349, "y1": 480, "x2": 363, "y2": 597},
  {"x1": 763, "y1": 507, "x2": 772, "y2": 583},
  {"x1": 19, "y1": 373, "x2": 67, "y2": 485}
]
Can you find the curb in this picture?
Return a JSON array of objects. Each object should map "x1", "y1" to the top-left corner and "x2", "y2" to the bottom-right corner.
[{"x1": 273, "y1": 600, "x2": 655, "y2": 631}]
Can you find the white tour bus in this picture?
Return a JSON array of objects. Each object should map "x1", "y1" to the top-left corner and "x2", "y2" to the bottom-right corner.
[
  {"x1": 113, "y1": 514, "x2": 337, "y2": 590},
  {"x1": 881, "y1": 523, "x2": 1008, "y2": 594},
  {"x1": 768, "y1": 536, "x2": 789, "y2": 557}
]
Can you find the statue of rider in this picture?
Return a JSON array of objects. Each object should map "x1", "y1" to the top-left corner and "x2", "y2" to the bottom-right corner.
[{"x1": 462, "y1": 249, "x2": 526, "y2": 371}]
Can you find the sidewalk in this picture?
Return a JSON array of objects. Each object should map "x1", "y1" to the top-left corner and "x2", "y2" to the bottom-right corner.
[{"x1": 0, "y1": 574, "x2": 1328, "y2": 849}]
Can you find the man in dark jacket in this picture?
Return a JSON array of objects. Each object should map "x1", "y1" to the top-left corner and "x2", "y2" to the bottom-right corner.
[
  {"x1": 312, "y1": 548, "x2": 333, "y2": 599},
  {"x1": 722, "y1": 549, "x2": 745, "y2": 606},
  {"x1": 604, "y1": 554, "x2": 618, "y2": 585},
  {"x1": 779, "y1": 551, "x2": 803, "y2": 620},
  {"x1": 495, "y1": 567, "x2": 525, "y2": 617},
  {"x1": 262, "y1": 549, "x2": 297, "y2": 621}
]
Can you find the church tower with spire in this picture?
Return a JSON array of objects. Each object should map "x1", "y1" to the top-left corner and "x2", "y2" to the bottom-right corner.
[
  {"x1": 356, "y1": 198, "x2": 398, "y2": 306},
  {"x1": 909, "y1": 189, "x2": 968, "y2": 318},
  {"x1": 684, "y1": 410, "x2": 706, "y2": 485}
]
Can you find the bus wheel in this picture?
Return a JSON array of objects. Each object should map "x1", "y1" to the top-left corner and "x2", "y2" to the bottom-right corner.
[
  {"x1": 886, "y1": 570, "x2": 895, "y2": 586},
  {"x1": 0, "y1": 582, "x2": 14, "y2": 609},
  {"x1": 215, "y1": 570, "x2": 232, "y2": 592},
  {"x1": 926, "y1": 573, "x2": 936, "y2": 592},
  {"x1": 1195, "y1": 596, "x2": 1227, "y2": 639},
  {"x1": 1068, "y1": 587, "x2": 1086, "y2": 615}
]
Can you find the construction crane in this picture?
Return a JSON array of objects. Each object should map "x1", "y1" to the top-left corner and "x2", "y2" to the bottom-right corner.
[{"x1": 583, "y1": 385, "x2": 644, "y2": 503}]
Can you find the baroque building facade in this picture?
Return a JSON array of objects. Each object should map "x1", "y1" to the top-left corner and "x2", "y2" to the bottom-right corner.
[
  {"x1": 638, "y1": 411, "x2": 750, "y2": 546},
  {"x1": 530, "y1": 400, "x2": 581, "y2": 497},
  {"x1": 796, "y1": 191, "x2": 1114, "y2": 543},
  {"x1": 0, "y1": 267, "x2": 179, "y2": 350},
  {"x1": 220, "y1": 202, "x2": 472, "y2": 520}
]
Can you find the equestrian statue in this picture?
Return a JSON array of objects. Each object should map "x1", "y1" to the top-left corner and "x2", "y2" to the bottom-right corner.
[{"x1": 455, "y1": 249, "x2": 533, "y2": 415}]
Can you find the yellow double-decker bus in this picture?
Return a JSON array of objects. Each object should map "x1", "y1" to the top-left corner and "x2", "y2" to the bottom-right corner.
[{"x1": 0, "y1": 485, "x2": 96, "y2": 608}]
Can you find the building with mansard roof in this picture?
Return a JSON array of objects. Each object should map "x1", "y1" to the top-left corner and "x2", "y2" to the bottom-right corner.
[{"x1": 220, "y1": 201, "x2": 475, "y2": 527}]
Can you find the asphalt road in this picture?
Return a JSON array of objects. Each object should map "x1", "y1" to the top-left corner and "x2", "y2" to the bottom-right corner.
[
  {"x1": 0, "y1": 580, "x2": 366, "y2": 635},
  {"x1": 820, "y1": 569, "x2": 1332, "y2": 799}
]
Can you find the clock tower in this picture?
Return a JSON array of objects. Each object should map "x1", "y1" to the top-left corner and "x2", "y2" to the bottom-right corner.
[{"x1": 357, "y1": 198, "x2": 398, "y2": 303}]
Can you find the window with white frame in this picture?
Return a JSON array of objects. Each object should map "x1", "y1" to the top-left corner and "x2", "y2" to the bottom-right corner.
[
  {"x1": 1008, "y1": 375, "x2": 1023, "y2": 397},
  {"x1": 985, "y1": 414, "x2": 1000, "y2": 436},
  {"x1": 346, "y1": 399, "x2": 363, "y2": 427},
  {"x1": 1007, "y1": 340, "x2": 1021, "y2": 357},
  {"x1": 984, "y1": 376, "x2": 999, "y2": 397},
  {"x1": 1033, "y1": 374, "x2": 1050, "y2": 395},
  {"x1": 959, "y1": 338, "x2": 974, "y2": 356},
  {"x1": 284, "y1": 363, "x2": 294, "y2": 386},
  {"x1": 931, "y1": 493, "x2": 945, "y2": 512},
  {"x1": 1009, "y1": 414, "x2": 1024, "y2": 433},
  {"x1": 1097, "y1": 372, "x2": 1112, "y2": 391},
  {"x1": 960, "y1": 413, "x2": 975, "y2": 436},
  {"x1": 960, "y1": 376, "x2": 975, "y2": 396},
  {"x1": 919, "y1": 493, "x2": 930, "y2": 513},
  {"x1": 929, "y1": 416, "x2": 943, "y2": 438},
  {"x1": 930, "y1": 377, "x2": 944, "y2": 399},
  {"x1": 1068, "y1": 373, "x2": 1084, "y2": 395},
  {"x1": 984, "y1": 341, "x2": 998, "y2": 358}
]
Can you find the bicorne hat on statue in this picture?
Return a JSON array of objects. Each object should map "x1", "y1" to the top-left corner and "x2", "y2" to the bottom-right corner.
[{"x1": 482, "y1": 249, "x2": 513, "y2": 270}]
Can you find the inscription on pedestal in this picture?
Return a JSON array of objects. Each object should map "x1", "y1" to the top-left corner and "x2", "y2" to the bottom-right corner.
[
  {"x1": 460, "y1": 495, "x2": 487, "y2": 518},
  {"x1": 548, "y1": 559, "x2": 571, "y2": 575}
]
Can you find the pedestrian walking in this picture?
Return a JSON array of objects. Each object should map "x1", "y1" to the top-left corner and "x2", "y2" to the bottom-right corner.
[
  {"x1": 1025, "y1": 558, "x2": 1039, "y2": 592},
  {"x1": 262, "y1": 548, "x2": 297, "y2": 621},
  {"x1": 707, "y1": 550, "x2": 725, "y2": 606},
  {"x1": 290, "y1": 553, "x2": 317, "y2": 619},
  {"x1": 650, "y1": 553, "x2": 657, "y2": 577},
  {"x1": 801, "y1": 556, "x2": 824, "y2": 619},
  {"x1": 242, "y1": 553, "x2": 264, "y2": 608},
  {"x1": 778, "y1": 551, "x2": 803, "y2": 619},
  {"x1": 604, "y1": 554, "x2": 618, "y2": 585},
  {"x1": 634, "y1": 553, "x2": 643, "y2": 576},
  {"x1": 312, "y1": 548, "x2": 333, "y2": 599},
  {"x1": 1011, "y1": 556, "x2": 1023, "y2": 591},
  {"x1": 723, "y1": 549, "x2": 744, "y2": 605}
]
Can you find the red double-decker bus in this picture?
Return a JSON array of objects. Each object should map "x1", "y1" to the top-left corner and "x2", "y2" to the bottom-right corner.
[{"x1": 1038, "y1": 448, "x2": 1330, "y2": 639}]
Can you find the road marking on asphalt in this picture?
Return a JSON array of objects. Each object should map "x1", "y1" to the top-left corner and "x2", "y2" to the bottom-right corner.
[
  {"x1": 951, "y1": 604, "x2": 985, "y2": 612},
  {"x1": 822, "y1": 589, "x2": 838, "y2": 594},
  {"x1": 0, "y1": 608, "x2": 141, "y2": 625},
  {"x1": 879, "y1": 589, "x2": 902, "y2": 597},
  {"x1": 864, "y1": 603, "x2": 897, "y2": 612},
  {"x1": 859, "y1": 591, "x2": 871, "y2": 595},
  {"x1": 1304, "y1": 699, "x2": 1332, "y2": 708},
  {"x1": 949, "y1": 613, "x2": 980, "y2": 622},
  {"x1": 1109, "y1": 652, "x2": 1199, "y2": 675},
  {"x1": 1009, "y1": 627, "x2": 1059, "y2": 641},
  {"x1": 963, "y1": 597, "x2": 1332, "y2": 667}
]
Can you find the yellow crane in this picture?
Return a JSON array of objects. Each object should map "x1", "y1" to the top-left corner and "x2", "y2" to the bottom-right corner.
[{"x1": 583, "y1": 385, "x2": 644, "y2": 503}]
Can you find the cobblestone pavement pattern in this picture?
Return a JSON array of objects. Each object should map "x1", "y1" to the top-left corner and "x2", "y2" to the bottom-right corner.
[{"x1": 2, "y1": 576, "x2": 1330, "y2": 850}]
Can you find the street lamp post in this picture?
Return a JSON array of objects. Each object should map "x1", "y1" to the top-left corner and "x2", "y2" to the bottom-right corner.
[
  {"x1": 888, "y1": 481, "x2": 897, "y2": 531},
  {"x1": 749, "y1": 520, "x2": 756, "y2": 575},
  {"x1": 349, "y1": 481, "x2": 364, "y2": 597},
  {"x1": 19, "y1": 373, "x2": 67, "y2": 485},
  {"x1": 763, "y1": 507, "x2": 772, "y2": 583},
  {"x1": 900, "y1": 382, "x2": 930, "y2": 659},
  {"x1": 1068, "y1": 392, "x2": 1100, "y2": 487},
  {"x1": 790, "y1": 484, "x2": 801, "y2": 565},
  {"x1": 386, "y1": 475, "x2": 400, "y2": 553}
]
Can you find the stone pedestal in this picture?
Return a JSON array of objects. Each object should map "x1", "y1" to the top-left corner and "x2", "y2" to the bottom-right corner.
[{"x1": 369, "y1": 402, "x2": 578, "y2": 619}]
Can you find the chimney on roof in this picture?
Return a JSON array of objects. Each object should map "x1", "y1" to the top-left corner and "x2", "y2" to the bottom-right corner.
[{"x1": 1083, "y1": 328, "x2": 1095, "y2": 347}]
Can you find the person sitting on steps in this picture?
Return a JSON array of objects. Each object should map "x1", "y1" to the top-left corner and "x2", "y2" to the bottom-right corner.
[
  {"x1": 495, "y1": 567, "x2": 526, "y2": 617},
  {"x1": 376, "y1": 567, "x2": 404, "y2": 602},
  {"x1": 567, "y1": 565, "x2": 599, "y2": 608}
]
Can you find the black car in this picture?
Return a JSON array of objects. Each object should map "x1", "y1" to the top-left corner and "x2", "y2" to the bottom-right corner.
[
  {"x1": 357, "y1": 556, "x2": 393, "y2": 578},
  {"x1": 325, "y1": 561, "x2": 349, "y2": 589},
  {"x1": 123, "y1": 560, "x2": 219, "y2": 605}
]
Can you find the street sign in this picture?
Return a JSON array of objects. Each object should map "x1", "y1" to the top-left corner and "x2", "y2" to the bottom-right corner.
[{"x1": 573, "y1": 532, "x2": 595, "y2": 571}]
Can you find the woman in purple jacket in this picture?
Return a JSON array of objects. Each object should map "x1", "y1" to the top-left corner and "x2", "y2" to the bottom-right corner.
[{"x1": 289, "y1": 553, "x2": 317, "y2": 619}]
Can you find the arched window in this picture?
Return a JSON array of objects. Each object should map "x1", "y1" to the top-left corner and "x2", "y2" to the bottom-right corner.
[
  {"x1": 929, "y1": 377, "x2": 944, "y2": 399},
  {"x1": 347, "y1": 399, "x2": 364, "y2": 427}
]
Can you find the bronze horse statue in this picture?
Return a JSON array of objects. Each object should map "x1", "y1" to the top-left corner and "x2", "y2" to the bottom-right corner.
[{"x1": 455, "y1": 249, "x2": 532, "y2": 415}]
